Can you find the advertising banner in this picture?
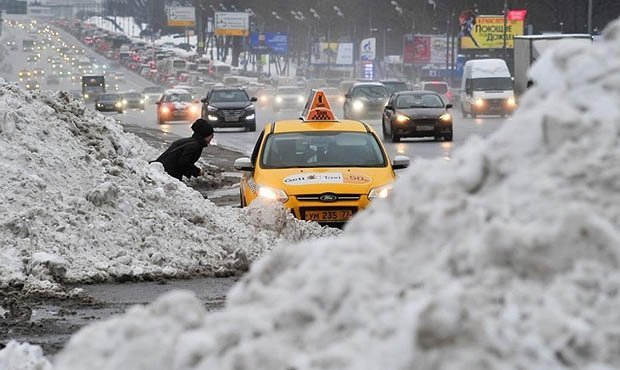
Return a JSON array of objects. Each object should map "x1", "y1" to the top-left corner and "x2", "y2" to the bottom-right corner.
[
  {"x1": 249, "y1": 33, "x2": 288, "y2": 55},
  {"x1": 215, "y1": 12, "x2": 250, "y2": 36},
  {"x1": 167, "y1": 7, "x2": 195, "y2": 27},
  {"x1": 360, "y1": 38, "x2": 376, "y2": 61},
  {"x1": 311, "y1": 43, "x2": 338, "y2": 65},
  {"x1": 403, "y1": 34, "x2": 450, "y2": 65},
  {"x1": 460, "y1": 14, "x2": 524, "y2": 49},
  {"x1": 336, "y1": 43, "x2": 354, "y2": 65}
]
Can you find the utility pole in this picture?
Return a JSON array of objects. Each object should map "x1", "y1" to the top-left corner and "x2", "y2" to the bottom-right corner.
[
  {"x1": 502, "y1": 0, "x2": 508, "y2": 61},
  {"x1": 587, "y1": 0, "x2": 593, "y2": 34}
]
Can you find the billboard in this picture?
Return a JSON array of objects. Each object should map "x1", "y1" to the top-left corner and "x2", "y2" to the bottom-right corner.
[
  {"x1": 403, "y1": 35, "x2": 450, "y2": 65},
  {"x1": 167, "y1": 7, "x2": 195, "y2": 27},
  {"x1": 311, "y1": 43, "x2": 353, "y2": 65},
  {"x1": 460, "y1": 14, "x2": 524, "y2": 49},
  {"x1": 215, "y1": 12, "x2": 250, "y2": 36},
  {"x1": 249, "y1": 33, "x2": 288, "y2": 55},
  {"x1": 360, "y1": 38, "x2": 376, "y2": 61}
]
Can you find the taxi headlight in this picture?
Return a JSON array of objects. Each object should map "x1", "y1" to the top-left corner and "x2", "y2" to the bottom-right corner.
[
  {"x1": 368, "y1": 184, "x2": 393, "y2": 200},
  {"x1": 395, "y1": 114, "x2": 410, "y2": 123},
  {"x1": 352, "y1": 100, "x2": 364, "y2": 111},
  {"x1": 439, "y1": 113, "x2": 452, "y2": 123},
  {"x1": 257, "y1": 186, "x2": 289, "y2": 203},
  {"x1": 506, "y1": 97, "x2": 517, "y2": 107},
  {"x1": 275, "y1": 96, "x2": 283, "y2": 104}
]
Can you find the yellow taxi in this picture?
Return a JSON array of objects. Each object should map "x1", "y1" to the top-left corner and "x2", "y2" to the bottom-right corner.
[{"x1": 234, "y1": 90, "x2": 410, "y2": 224}]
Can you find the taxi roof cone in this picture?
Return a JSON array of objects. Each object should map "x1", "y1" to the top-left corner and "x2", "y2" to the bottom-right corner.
[{"x1": 301, "y1": 89, "x2": 336, "y2": 122}]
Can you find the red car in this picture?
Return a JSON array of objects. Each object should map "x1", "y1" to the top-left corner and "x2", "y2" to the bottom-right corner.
[{"x1": 156, "y1": 89, "x2": 201, "y2": 125}]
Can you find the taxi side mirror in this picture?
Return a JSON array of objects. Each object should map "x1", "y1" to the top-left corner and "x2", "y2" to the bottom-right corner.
[
  {"x1": 234, "y1": 157, "x2": 254, "y2": 172},
  {"x1": 392, "y1": 155, "x2": 410, "y2": 170}
]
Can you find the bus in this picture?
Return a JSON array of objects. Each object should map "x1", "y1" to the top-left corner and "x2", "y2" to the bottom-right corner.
[{"x1": 81, "y1": 75, "x2": 106, "y2": 102}]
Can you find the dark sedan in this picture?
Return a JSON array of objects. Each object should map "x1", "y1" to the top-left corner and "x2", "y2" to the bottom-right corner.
[
  {"x1": 95, "y1": 93, "x2": 124, "y2": 113},
  {"x1": 201, "y1": 87, "x2": 257, "y2": 132},
  {"x1": 382, "y1": 91, "x2": 453, "y2": 142}
]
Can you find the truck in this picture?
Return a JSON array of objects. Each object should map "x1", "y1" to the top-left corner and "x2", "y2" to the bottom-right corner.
[
  {"x1": 81, "y1": 75, "x2": 105, "y2": 102},
  {"x1": 513, "y1": 34, "x2": 592, "y2": 96},
  {"x1": 460, "y1": 58, "x2": 516, "y2": 118},
  {"x1": 22, "y1": 39, "x2": 34, "y2": 52}
]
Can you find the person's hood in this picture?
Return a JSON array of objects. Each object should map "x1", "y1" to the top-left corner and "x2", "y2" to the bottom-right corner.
[{"x1": 191, "y1": 118, "x2": 214, "y2": 138}]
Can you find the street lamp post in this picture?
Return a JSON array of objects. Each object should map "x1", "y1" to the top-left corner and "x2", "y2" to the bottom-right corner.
[{"x1": 587, "y1": 0, "x2": 593, "y2": 34}]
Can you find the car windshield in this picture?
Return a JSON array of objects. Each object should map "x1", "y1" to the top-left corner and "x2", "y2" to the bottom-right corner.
[
  {"x1": 423, "y1": 83, "x2": 448, "y2": 94},
  {"x1": 396, "y1": 94, "x2": 444, "y2": 109},
  {"x1": 99, "y1": 94, "x2": 119, "y2": 101},
  {"x1": 352, "y1": 85, "x2": 389, "y2": 98},
  {"x1": 277, "y1": 87, "x2": 303, "y2": 95},
  {"x1": 210, "y1": 90, "x2": 249, "y2": 103},
  {"x1": 123, "y1": 93, "x2": 141, "y2": 99},
  {"x1": 143, "y1": 87, "x2": 162, "y2": 93},
  {"x1": 382, "y1": 82, "x2": 408, "y2": 93},
  {"x1": 163, "y1": 93, "x2": 192, "y2": 103},
  {"x1": 471, "y1": 77, "x2": 513, "y2": 91},
  {"x1": 261, "y1": 132, "x2": 386, "y2": 169}
]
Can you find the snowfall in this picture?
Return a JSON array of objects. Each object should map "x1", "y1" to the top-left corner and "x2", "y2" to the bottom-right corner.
[{"x1": 3, "y1": 17, "x2": 620, "y2": 370}]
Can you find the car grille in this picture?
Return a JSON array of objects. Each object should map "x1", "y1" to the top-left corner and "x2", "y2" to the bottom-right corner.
[
  {"x1": 220, "y1": 109, "x2": 245, "y2": 121},
  {"x1": 413, "y1": 119, "x2": 437, "y2": 126},
  {"x1": 486, "y1": 99, "x2": 506, "y2": 108},
  {"x1": 296, "y1": 194, "x2": 362, "y2": 202}
]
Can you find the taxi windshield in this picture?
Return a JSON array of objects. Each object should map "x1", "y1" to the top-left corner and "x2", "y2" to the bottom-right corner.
[{"x1": 261, "y1": 132, "x2": 386, "y2": 169}]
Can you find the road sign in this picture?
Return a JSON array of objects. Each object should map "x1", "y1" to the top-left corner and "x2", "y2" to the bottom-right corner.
[
  {"x1": 215, "y1": 12, "x2": 250, "y2": 37},
  {"x1": 360, "y1": 38, "x2": 376, "y2": 61},
  {"x1": 167, "y1": 7, "x2": 195, "y2": 27}
]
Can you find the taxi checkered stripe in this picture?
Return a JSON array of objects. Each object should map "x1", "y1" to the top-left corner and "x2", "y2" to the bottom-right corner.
[{"x1": 308, "y1": 110, "x2": 332, "y2": 121}]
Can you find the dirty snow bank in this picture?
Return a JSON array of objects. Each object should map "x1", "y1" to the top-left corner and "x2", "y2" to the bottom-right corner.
[
  {"x1": 43, "y1": 19, "x2": 620, "y2": 370},
  {"x1": 0, "y1": 85, "x2": 337, "y2": 290}
]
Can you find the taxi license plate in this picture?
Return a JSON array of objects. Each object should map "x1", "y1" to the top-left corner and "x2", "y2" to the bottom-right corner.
[
  {"x1": 416, "y1": 125, "x2": 434, "y2": 131},
  {"x1": 304, "y1": 210, "x2": 353, "y2": 222}
]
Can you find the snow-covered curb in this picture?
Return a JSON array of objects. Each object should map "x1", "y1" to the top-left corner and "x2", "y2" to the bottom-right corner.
[{"x1": 0, "y1": 86, "x2": 338, "y2": 291}]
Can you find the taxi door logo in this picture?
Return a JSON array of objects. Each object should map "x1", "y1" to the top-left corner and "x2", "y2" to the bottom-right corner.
[{"x1": 283, "y1": 173, "x2": 343, "y2": 185}]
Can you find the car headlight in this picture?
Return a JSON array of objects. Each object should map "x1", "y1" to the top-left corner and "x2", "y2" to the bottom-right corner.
[
  {"x1": 439, "y1": 113, "x2": 452, "y2": 123},
  {"x1": 297, "y1": 95, "x2": 304, "y2": 103},
  {"x1": 506, "y1": 97, "x2": 517, "y2": 108},
  {"x1": 352, "y1": 100, "x2": 364, "y2": 111},
  {"x1": 259, "y1": 95, "x2": 268, "y2": 102},
  {"x1": 257, "y1": 185, "x2": 288, "y2": 203},
  {"x1": 275, "y1": 96, "x2": 283, "y2": 104},
  {"x1": 395, "y1": 114, "x2": 410, "y2": 123},
  {"x1": 474, "y1": 98, "x2": 485, "y2": 107},
  {"x1": 190, "y1": 105, "x2": 200, "y2": 114},
  {"x1": 139, "y1": 99, "x2": 144, "y2": 104},
  {"x1": 207, "y1": 105, "x2": 218, "y2": 112},
  {"x1": 84, "y1": 93, "x2": 89, "y2": 99},
  {"x1": 246, "y1": 114, "x2": 255, "y2": 120},
  {"x1": 122, "y1": 99, "x2": 128, "y2": 105},
  {"x1": 115, "y1": 102, "x2": 122, "y2": 108},
  {"x1": 161, "y1": 106, "x2": 170, "y2": 114},
  {"x1": 368, "y1": 184, "x2": 393, "y2": 200},
  {"x1": 207, "y1": 114, "x2": 218, "y2": 121}
]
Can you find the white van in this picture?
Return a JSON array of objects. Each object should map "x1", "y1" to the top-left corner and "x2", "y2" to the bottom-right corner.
[{"x1": 460, "y1": 58, "x2": 517, "y2": 118}]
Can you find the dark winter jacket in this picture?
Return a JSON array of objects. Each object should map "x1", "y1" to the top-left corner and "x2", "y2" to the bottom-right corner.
[{"x1": 154, "y1": 119, "x2": 214, "y2": 180}]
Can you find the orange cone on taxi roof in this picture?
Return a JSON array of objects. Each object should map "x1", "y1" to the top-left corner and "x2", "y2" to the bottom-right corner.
[{"x1": 301, "y1": 89, "x2": 336, "y2": 122}]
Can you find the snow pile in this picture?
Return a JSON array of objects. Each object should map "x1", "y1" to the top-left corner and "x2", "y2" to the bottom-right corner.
[
  {"x1": 44, "y1": 19, "x2": 620, "y2": 370},
  {"x1": 0, "y1": 85, "x2": 337, "y2": 290},
  {"x1": 0, "y1": 341, "x2": 52, "y2": 370}
]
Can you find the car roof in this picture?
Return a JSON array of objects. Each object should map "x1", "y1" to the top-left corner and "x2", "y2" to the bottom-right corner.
[
  {"x1": 351, "y1": 82, "x2": 386, "y2": 88},
  {"x1": 164, "y1": 88, "x2": 190, "y2": 95},
  {"x1": 210, "y1": 86, "x2": 245, "y2": 91},
  {"x1": 394, "y1": 90, "x2": 442, "y2": 96},
  {"x1": 269, "y1": 119, "x2": 371, "y2": 134}
]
